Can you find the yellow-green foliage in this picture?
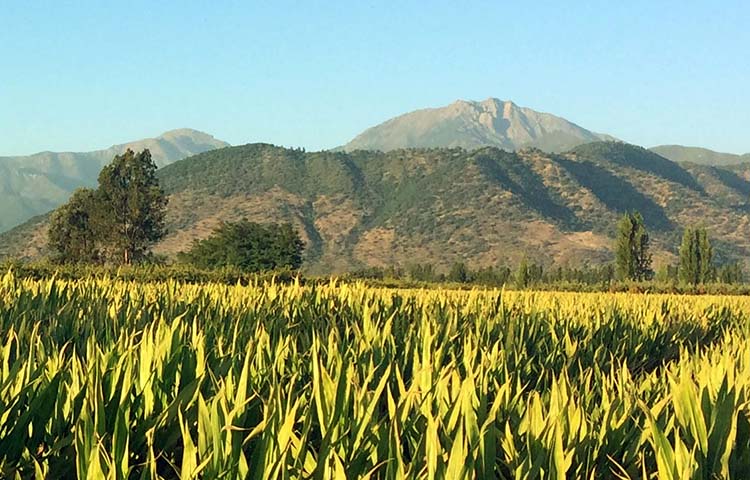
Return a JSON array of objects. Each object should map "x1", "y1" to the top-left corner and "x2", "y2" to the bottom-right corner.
[{"x1": 0, "y1": 271, "x2": 749, "y2": 478}]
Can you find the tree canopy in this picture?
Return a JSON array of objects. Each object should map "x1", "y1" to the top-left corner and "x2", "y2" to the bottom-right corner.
[
  {"x1": 679, "y1": 226, "x2": 713, "y2": 285},
  {"x1": 48, "y1": 149, "x2": 167, "y2": 264},
  {"x1": 97, "y1": 149, "x2": 167, "y2": 264},
  {"x1": 178, "y1": 219, "x2": 304, "y2": 272},
  {"x1": 614, "y1": 211, "x2": 653, "y2": 281},
  {"x1": 48, "y1": 188, "x2": 101, "y2": 263}
]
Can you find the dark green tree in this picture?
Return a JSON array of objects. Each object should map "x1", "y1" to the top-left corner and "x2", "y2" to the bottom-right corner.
[
  {"x1": 447, "y1": 261, "x2": 469, "y2": 283},
  {"x1": 515, "y1": 257, "x2": 530, "y2": 289},
  {"x1": 408, "y1": 263, "x2": 437, "y2": 282},
  {"x1": 679, "y1": 227, "x2": 713, "y2": 285},
  {"x1": 614, "y1": 212, "x2": 653, "y2": 281},
  {"x1": 48, "y1": 188, "x2": 102, "y2": 263},
  {"x1": 655, "y1": 264, "x2": 679, "y2": 283},
  {"x1": 97, "y1": 149, "x2": 167, "y2": 264},
  {"x1": 267, "y1": 223, "x2": 305, "y2": 270},
  {"x1": 528, "y1": 262, "x2": 544, "y2": 284},
  {"x1": 179, "y1": 219, "x2": 304, "y2": 272},
  {"x1": 473, "y1": 266, "x2": 512, "y2": 286},
  {"x1": 717, "y1": 262, "x2": 743, "y2": 284}
]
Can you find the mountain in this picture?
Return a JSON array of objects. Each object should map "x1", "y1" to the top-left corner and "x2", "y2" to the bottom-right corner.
[
  {"x1": 342, "y1": 98, "x2": 615, "y2": 153},
  {"x1": 0, "y1": 129, "x2": 228, "y2": 232},
  {"x1": 650, "y1": 145, "x2": 750, "y2": 166},
  {"x1": 4, "y1": 141, "x2": 750, "y2": 274}
]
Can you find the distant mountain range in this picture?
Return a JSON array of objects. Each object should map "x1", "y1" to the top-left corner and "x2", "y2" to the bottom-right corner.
[
  {"x1": 342, "y1": 98, "x2": 616, "y2": 152},
  {"x1": 340, "y1": 97, "x2": 750, "y2": 166},
  {"x1": 4, "y1": 141, "x2": 750, "y2": 273},
  {"x1": 0, "y1": 129, "x2": 228, "y2": 232},
  {"x1": 2, "y1": 99, "x2": 750, "y2": 272},
  {"x1": 649, "y1": 145, "x2": 750, "y2": 166}
]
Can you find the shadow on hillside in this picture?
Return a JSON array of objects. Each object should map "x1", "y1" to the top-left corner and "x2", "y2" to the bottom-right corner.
[
  {"x1": 556, "y1": 157, "x2": 672, "y2": 230},
  {"x1": 616, "y1": 152, "x2": 704, "y2": 193},
  {"x1": 473, "y1": 151, "x2": 580, "y2": 228},
  {"x1": 573, "y1": 143, "x2": 704, "y2": 193},
  {"x1": 710, "y1": 167, "x2": 750, "y2": 196}
]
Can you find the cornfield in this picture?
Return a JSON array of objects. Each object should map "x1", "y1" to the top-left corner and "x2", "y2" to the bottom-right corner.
[{"x1": 0, "y1": 271, "x2": 749, "y2": 479}]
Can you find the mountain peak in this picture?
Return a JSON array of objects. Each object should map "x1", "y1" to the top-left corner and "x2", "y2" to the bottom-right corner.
[
  {"x1": 481, "y1": 97, "x2": 512, "y2": 106},
  {"x1": 115, "y1": 129, "x2": 229, "y2": 166},
  {"x1": 157, "y1": 128, "x2": 224, "y2": 142},
  {"x1": 343, "y1": 98, "x2": 614, "y2": 153}
]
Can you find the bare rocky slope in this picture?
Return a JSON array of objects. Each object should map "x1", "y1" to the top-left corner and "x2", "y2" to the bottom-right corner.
[{"x1": 342, "y1": 98, "x2": 615, "y2": 153}]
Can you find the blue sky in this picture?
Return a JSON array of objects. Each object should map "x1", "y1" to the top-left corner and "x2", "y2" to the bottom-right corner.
[{"x1": 1, "y1": 1, "x2": 748, "y2": 155}]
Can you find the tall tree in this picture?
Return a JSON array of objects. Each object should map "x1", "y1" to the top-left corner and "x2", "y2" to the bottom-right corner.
[
  {"x1": 515, "y1": 257, "x2": 530, "y2": 289},
  {"x1": 48, "y1": 188, "x2": 102, "y2": 263},
  {"x1": 614, "y1": 211, "x2": 653, "y2": 281},
  {"x1": 679, "y1": 227, "x2": 713, "y2": 285},
  {"x1": 97, "y1": 149, "x2": 167, "y2": 264}
]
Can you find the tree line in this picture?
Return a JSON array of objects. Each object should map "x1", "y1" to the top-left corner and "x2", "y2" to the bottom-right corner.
[
  {"x1": 349, "y1": 261, "x2": 616, "y2": 288},
  {"x1": 613, "y1": 211, "x2": 737, "y2": 286},
  {"x1": 350, "y1": 212, "x2": 741, "y2": 288}
]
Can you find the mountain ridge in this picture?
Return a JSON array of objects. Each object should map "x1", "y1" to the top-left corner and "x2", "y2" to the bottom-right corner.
[
  {"x1": 0, "y1": 129, "x2": 228, "y2": 233},
  {"x1": 650, "y1": 145, "x2": 750, "y2": 166},
  {"x1": 4, "y1": 141, "x2": 750, "y2": 274}
]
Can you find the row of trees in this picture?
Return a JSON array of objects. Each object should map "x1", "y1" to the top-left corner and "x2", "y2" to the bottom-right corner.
[
  {"x1": 614, "y1": 211, "x2": 726, "y2": 285},
  {"x1": 350, "y1": 261, "x2": 617, "y2": 288},
  {"x1": 352, "y1": 213, "x2": 739, "y2": 288}
]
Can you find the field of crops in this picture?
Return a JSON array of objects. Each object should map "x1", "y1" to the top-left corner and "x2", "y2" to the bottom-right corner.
[{"x1": 0, "y1": 271, "x2": 749, "y2": 479}]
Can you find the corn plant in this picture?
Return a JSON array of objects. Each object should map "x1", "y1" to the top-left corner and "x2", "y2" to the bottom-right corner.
[{"x1": 0, "y1": 270, "x2": 748, "y2": 478}]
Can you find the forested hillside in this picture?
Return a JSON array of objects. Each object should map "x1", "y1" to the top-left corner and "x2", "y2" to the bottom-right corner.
[{"x1": 4, "y1": 141, "x2": 750, "y2": 274}]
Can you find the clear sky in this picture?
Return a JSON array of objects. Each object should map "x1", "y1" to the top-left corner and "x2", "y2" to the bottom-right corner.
[{"x1": 1, "y1": 0, "x2": 748, "y2": 155}]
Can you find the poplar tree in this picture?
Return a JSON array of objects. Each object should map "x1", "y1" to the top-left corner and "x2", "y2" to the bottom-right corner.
[
  {"x1": 679, "y1": 227, "x2": 713, "y2": 285},
  {"x1": 515, "y1": 257, "x2": 530, "y2": 289},
  {"x1": 614, "y1": 211, "x2": 653, "y2": 281}
]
